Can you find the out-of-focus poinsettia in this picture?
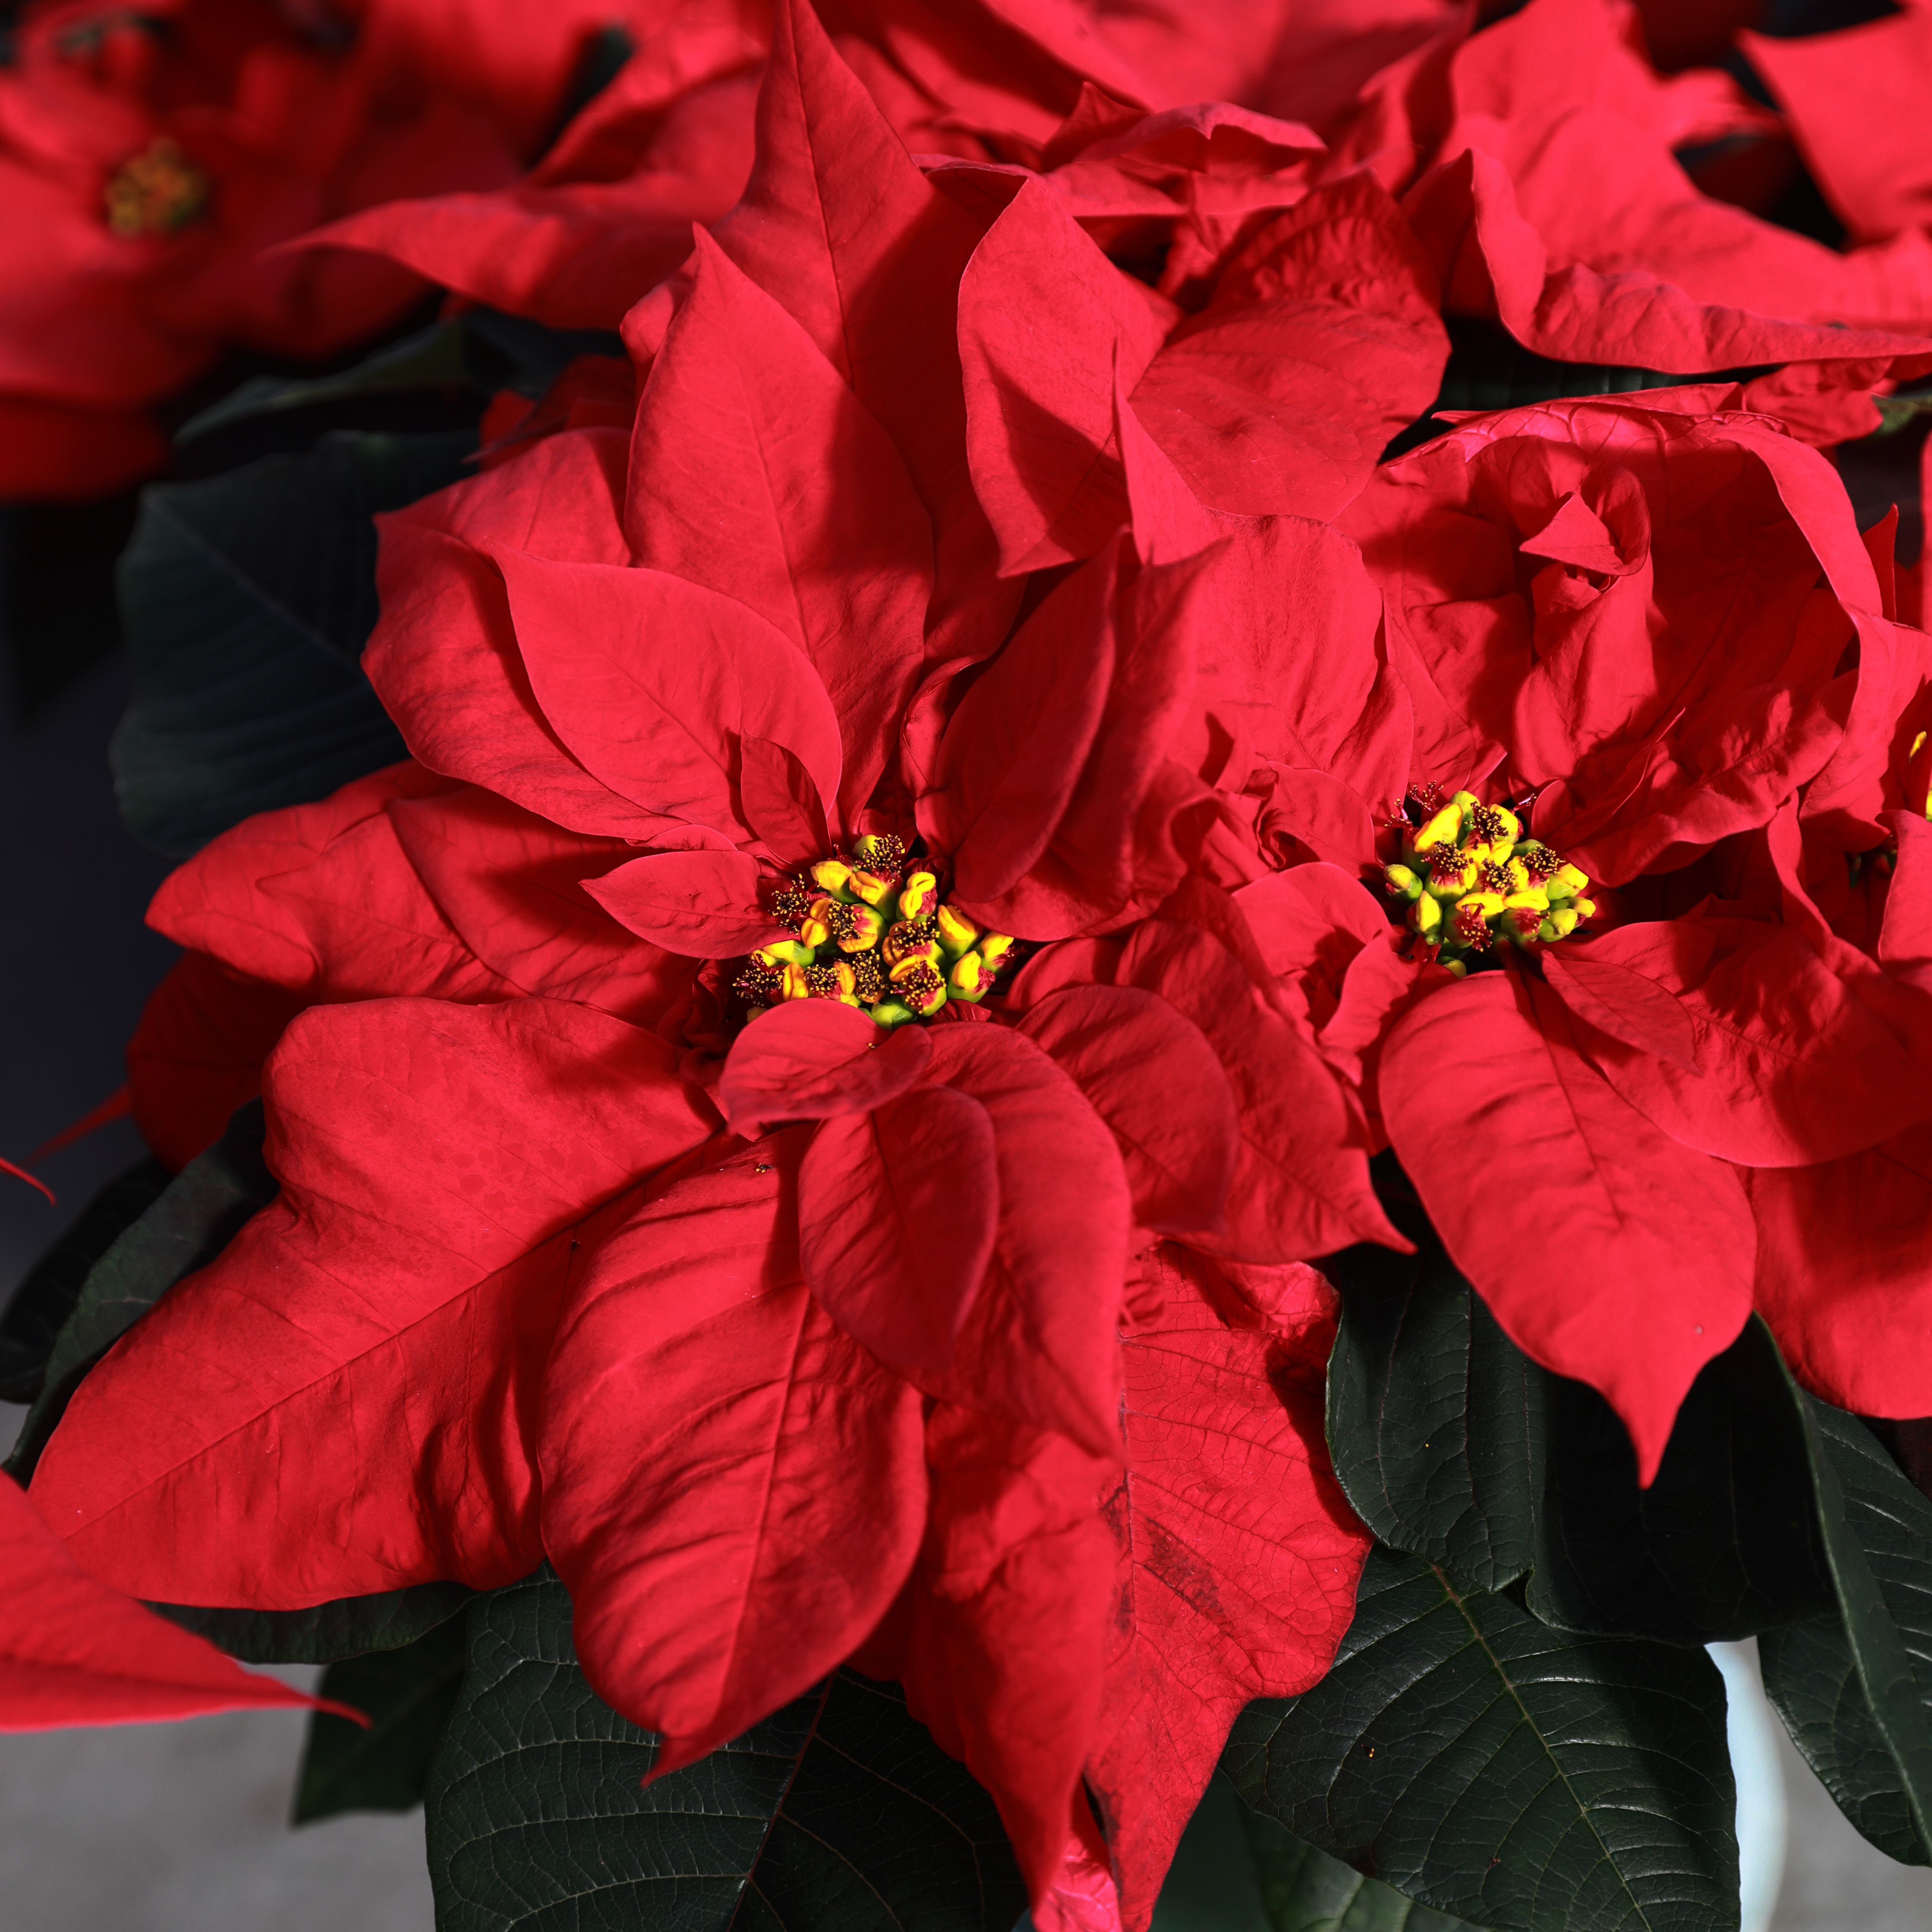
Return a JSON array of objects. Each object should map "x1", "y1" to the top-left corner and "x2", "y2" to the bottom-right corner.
[
  {"x1": 28, "y1": 9, "x2": 1399, "y2": 1926},
  {"x1": 0, "y1": 0, "x2": 636, "y2": 500}
]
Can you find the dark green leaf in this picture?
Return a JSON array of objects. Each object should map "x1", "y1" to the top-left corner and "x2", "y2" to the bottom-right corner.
[
  {"x1": 6, "y1": 1100, "x2": 274, "y2": 1480},
  {"x1": 151, "y1": 1581, "x2": 474, "y2": 1666},
  {"x1": 1325, "y1": 1203, "x2": 1830, "y2": 1644},
  {"x1": 173, "y1": 322, "x2": 473, "y2": 446},
  {"x1": 295, "y1": 1613, "x2": 470, "y2": 1822},
  {"x1": 1222, "y1": 1546, "x2": 1738, "y2": 1932},
  {"x1": 1760, "y1": 1399, "x2": 1932, "y2": 1864},
  {"x1": 0, "y1": 1155, "x2": 171, "y2": 1403},
  {"x1": 1239, "y1": 1796, "x2": 1473, "y2": 1932},
  {"x1": 1324, "y1": 1203, "x2": 1543, "y2": 1595},
  {"x1": 1151, "y1": 1772, "x2": 1271, "y2": 1932},
  {"x1": 111, "y1": 428, "x2": 475, "y2": 858},
  {"x1": 426, "y1": 1569, "x2": 1027, "y2": 1932}
]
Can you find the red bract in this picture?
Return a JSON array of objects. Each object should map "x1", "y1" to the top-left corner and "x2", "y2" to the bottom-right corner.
[
  {"x1": 0, "y1": 0, "x2": 536, "y2": 499},
  {"x1": 0, "y1": 1473, "x2": 346, "y2": 1730},
  {"x1": 34, "y1": 11, "x2": 1397, "y2": 1925}
]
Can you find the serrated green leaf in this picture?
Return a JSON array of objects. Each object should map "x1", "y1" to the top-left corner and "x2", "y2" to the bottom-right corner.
[
  {"x1": 1240, "y1": 1797, "x2": 1473, "y2": 1932},
  {"x1": 1760, "y1": 1398, "x2": 1932, "y2": 1864},
  {"x1": 0, "y1": 1155, "x2": 171, "y2": 1403},
  {"x1": 1222, "y1": 1546, "x2": 1738, "y2": 1932},
  {"x1": 6, "y1": 1100, "x2": 274, "y2": 1480},
  {"x1": 295, "y1": 1613, "x2": 469, "y2": 1822},
  {"x1": 151, "y1": 1581, "x2": 474, "y2": 1665},
  {"x1": 426, "y1": 1569, "x2": 1027, "y2": 1932},
  {"x1": 1325, "y1": 1206, "x2": 1830, "y2": 1643},
  {"x1": 111, "y1": 428, "x2": 475, "y2": 858}
]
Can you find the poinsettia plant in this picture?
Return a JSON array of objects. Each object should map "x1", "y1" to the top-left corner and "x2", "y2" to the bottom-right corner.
[{"x1": 9, "y1": 2, "x2": 1932, "y2": 1930}]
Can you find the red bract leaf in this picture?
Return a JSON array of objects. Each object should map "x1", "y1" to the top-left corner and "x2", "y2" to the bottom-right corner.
[
  {"x1": 1879, "y1": 810, "x2": 1932, "y2": 972},
  {"x1": 1117, "y1": 919, "x2": 1400, "y2": 1261},
  {"x1": 737, "y1": 736, "x2": 832, "y2": 870},
  {"x1": 626, "y1": 227, "x2": 935, "y2": 831},
  {"x1": 1573, "y1": 917, "x2": 1932, "y2": 1164},
  {"x1": 127, "y1": 952, "x2": 307, "y2": 1170},
  {"x1": 800, "y1": 1086, "x2": 1000, "y2": 1374},
  {"x1": 1134, "y1": 173, "x2": 1446, "y2": 514},
  {"x1": 149, "y1": 763, "x2": 522, "y2": 1004},
  {"x1": 1086, "y1": 1248, "x2": 1369, "y2": 1929},
  {"x1": 539, "y1": 1147, "x2": 927, "y2": 1770},
  {"x1": 959, "y1": 177, "x2": 1167, "y2": 574},
  {"x1": 387, "y1": 786, "x2": 701, "y2": 1025},
  {"x1": 717, "y1": 0, "x2": 1000, "y2": 658},
  {"x1": 1169, "y1": 518, "x2": 1406, "y2": 818},
  {"x1": 931, "y1": 540, "x2": 1123, "y2": 903},
  {"x1": 1743, "y1": 1123, "x2": 1932, "y2": 1418},
  {"x1": 897, "y1": 1404, "x2": 1117, "y2": 1916},
  {"x1": 1541, "y1": 944, "x2": 1699, "y2": 1075},
  {"x1": 1380, "y1": 969, "x2": 1756, "y2": 1483},
  {"x1": 922, "y1": 1026, "x2": 1132, "y2": 1457},
  {"x1": 0, "y1": 1474, "x2": 340, "y2": 1732},
  {"x1": 33, "y1": 998, "x2": 718, "y2": 1607},
  {"x1": 586, "y1": 848, "x2": 786, "y2": 959},
  {"x1": 718, "y1": 1003, "x2": 935, "y2": 1139},
  {"x1": 366, "y1": 434, "x2": 663, "y2": 842},
  {"x1": 495, "y1": 550, "x2": 843, "y2": 844},
  {"x1": 1018, "y1": 985, "x2": 1238, "y2": 1236}
]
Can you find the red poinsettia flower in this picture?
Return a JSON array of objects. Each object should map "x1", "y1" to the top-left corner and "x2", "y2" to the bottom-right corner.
[
  {"x1": 31, "y1": 19, "x2": 1406, "y2": 1927},
  {"x1": 0, "y1": 0, "x2": 544, "y2": 500},
  {"x1": 1317, "y1": 386, "x2": 1932, "y2": 1479}
]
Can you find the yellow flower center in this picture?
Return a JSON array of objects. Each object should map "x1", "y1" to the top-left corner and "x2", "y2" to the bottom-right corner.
[
  {"x1": 734, "y1": 835, "x2": 1017, "y2": 1027},
  {"x1": 1382, "y1": 788, "x2": 1594, "y2": 978},
  {"x1": 104, "y1": 137, "x2": 210, "y2": 238}
]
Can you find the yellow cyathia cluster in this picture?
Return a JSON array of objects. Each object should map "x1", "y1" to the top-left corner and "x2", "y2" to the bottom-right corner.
[
  {"x1": 104, "y1": 137, "x2": 211, "y2": 238},
  {"x1": 733, "y1": 835, "x2": 1016, "y2": 1027},
  {"x1": 1382, "y1": 790, "x2": 1595, "y2": 976}
]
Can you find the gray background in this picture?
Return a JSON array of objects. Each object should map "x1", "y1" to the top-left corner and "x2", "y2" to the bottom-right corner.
[{"x1": 4, "y1": 648, "x2": 1931, "y2": 1930}]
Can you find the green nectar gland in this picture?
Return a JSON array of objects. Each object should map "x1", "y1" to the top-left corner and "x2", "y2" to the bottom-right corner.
[
  {"x1": 1383, "y1": 787, "x2": 1595, "y2": 976},
  {"x1": 732, "y1": 847, "x2": 1016, "y2": 1027}
]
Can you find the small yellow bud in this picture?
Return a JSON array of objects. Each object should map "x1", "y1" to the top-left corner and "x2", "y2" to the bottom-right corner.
[
  {"x1": 1570, "y1": 896, "x2": 1597, "y2": 922},
  {"x1": 847, "y1": 867, "x2": 895, "y2": 907},
  {"x1": 1383, "y1": 863, "x2": 1424, "y2": 902},
  {"x1": 754, "y1": 940, "x2": 815, "y2": 969},
  {"x1": 870, "y1": 999, "x2": 919, "y2": 1029},
  {"x1": 1541, "y1": 906, "x2": 1580, "y2": 941},
  {"x1": 1408, "y1": 893, "x2": 1443, "y2": 938},
  {"x1": 979, "y1": 933, "x2": 1015, "y2": 972},
  {"x1": 780, "y1": 964, "x2": 814, "y2": 1000},
  {"x1": 897, "y1": 870, "x2": 938, "y2": 919},
  {"x1": 936, "y1": 903, "x2": 980, "y2": 957},
  {"x1": 1410, "y1": 802, "x2": 1464, "y2": 859},
  {"x1": 1440, "y1": 956, "x2": 1469, "y2": 978},
  {"x1": 948, "y1": 951, "x2": 990, "y2": 1002},
  {"x1": 809, "y1": 859, "x2": 855, "y2": 899}
]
